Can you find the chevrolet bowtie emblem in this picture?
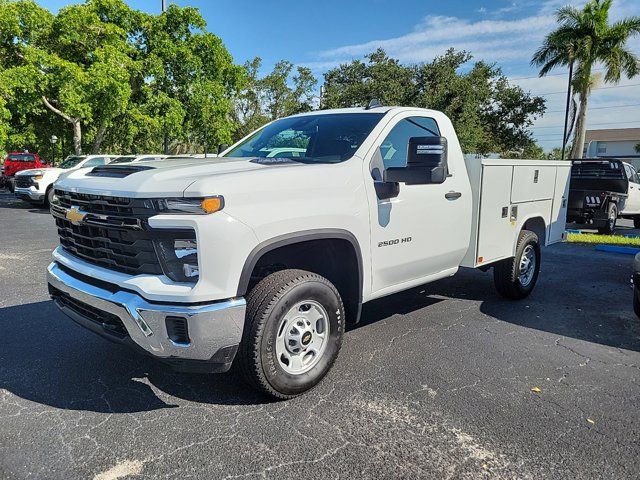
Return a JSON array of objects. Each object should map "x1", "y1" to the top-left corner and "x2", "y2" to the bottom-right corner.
[{"x1": 65, "y1": 207, "x2": 87, "y2": 225}]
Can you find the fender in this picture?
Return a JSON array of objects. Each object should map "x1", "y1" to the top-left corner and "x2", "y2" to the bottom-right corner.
[{"x1": 236, "y1": 229, "x2": 364, "y2": 318}]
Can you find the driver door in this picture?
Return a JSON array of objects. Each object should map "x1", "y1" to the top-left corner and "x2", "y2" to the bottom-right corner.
[{"x1": 365, "y1": 114, "x2": 471, "y2": 295}]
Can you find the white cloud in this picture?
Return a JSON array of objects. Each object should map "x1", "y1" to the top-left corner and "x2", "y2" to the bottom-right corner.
[{"x1": 308, "y1": 0, "x2": 640, "y2": 151}]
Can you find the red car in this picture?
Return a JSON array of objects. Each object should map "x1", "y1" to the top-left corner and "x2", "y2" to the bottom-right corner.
[{"x1": 2, "y1": 152, "x2": 51, "y2": 192}]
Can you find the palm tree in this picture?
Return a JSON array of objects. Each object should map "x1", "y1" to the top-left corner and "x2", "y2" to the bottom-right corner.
[{"x1": 532, "y1": 0, "x2": 640, "y2": 159}]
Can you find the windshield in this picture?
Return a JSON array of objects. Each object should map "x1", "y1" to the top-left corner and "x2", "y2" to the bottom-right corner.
[
  {"x1": 110, "y1": 156, "x2": 137, "y2": 164},
  {"x1": 223, "y1": 113, "x2": 384, "y2": 163},
  {"x1": 58, "y1": 156, "x2": 86, "y2": 169},
  {"x1": 7, "y1": 154, "x2": 36, "y2": 162}
]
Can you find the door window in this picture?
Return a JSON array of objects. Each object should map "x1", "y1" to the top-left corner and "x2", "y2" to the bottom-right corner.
[
  {"x1": 624, "y1": 164, "x2": 639, "y2": 183},
  {"x1": 379, "y1": 117, "x2": 440, "y2": 168}
]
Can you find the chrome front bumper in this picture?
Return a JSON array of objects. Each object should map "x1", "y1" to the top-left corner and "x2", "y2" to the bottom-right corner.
[
  {"x1": 47, "y1": 262, "x2": 247, "y2": 372},
  {"x1": 15, "y1": 186, "x2": 44, "y2": 201}
]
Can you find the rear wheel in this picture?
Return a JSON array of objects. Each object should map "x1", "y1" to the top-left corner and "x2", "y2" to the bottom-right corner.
[
  {"x1": 237, "y1": 269, "x2": 345, "y2": 399},
  {"x1": 634, "y1": 216, "x2": 640, "y2": 229},
  {"x1": 598, "y1": 203, "x2": 617, "y2": 234},
  {"x1": 493, "y1": 230, "x2": 541, "y2": 300}
]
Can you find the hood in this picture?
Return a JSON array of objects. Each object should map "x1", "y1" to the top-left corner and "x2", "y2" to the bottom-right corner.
[
  {"x1": 17, "y1": 167, "x2": 66, "y2": 178},
  {"x1": 53, "y1": 156, "x2": 307, "y2": 197}
]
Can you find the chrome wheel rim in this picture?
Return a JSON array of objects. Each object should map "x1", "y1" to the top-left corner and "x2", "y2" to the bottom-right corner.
[
  {"x1": 608, "y1": 208, "x2": 616, "y2": 231},
  {"x1": 518, "y1": 245, "x2": 536, "y2": 287},
  {"x1": 275, "y1": 300, "x2": 330, "y2": 375}
]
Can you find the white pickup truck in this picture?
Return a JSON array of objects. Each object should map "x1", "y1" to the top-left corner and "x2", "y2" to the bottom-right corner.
[
  {"x1": 47, "y1": 107, "x2": 571, "y2": 399},
  {"x1": 14, "y1": 155, "x2": 116, "y2": 206}
]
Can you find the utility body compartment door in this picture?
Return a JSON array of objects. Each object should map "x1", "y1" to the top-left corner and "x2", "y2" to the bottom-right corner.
[
  {"x1": 548, "y1": 164, "x2": 571, "y2": 244},
  {"x1": 511, "y1": 166, "x2": 556, "y2": 203}
]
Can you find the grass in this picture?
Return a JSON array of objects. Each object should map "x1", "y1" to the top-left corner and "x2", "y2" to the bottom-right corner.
[{"x1": 567, "y1": 232, "x2": 640, "y2": 247}]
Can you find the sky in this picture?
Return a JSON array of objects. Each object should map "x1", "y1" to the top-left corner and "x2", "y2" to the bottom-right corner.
[{"x1": 38, "y1": 0, "x2": 640, "y2": 151}]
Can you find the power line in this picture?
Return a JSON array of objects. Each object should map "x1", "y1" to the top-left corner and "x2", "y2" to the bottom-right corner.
[
  {"x1": 532, "y1": 120, "x2": 640, "y2": 129},
  {"x1": 509, "y1": 68, "x2": 606, "y2": 81},
  {"x1": 547, "y1": 102, "x2": 640, "y2": 113},
  {"x1": 536, "y1": 83, "x2": 640, "y2": 96}
]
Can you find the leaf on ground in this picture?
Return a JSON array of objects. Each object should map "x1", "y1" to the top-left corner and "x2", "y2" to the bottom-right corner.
[
  {"x1": 531, "y1": 387, "x2": 542, "y2": 393},
  {"x1": 587, "y1": 418, "x2": 595, "y2": 424}
]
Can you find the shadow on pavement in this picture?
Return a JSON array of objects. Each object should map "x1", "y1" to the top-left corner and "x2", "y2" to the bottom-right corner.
[
  {"x1": 0, "y1": 300, "x2": 268, "y2": 414},
  {"x1": 425, "y1": 261, "x2": 640, "y2": 353},
  {"x1": 0, "y1": 191, "x2": 49, "y2": 213}
]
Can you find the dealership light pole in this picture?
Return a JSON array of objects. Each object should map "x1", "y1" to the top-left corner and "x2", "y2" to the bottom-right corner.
[{"x1": 50, "y1": 135, "x2": 58, "y2": 166}]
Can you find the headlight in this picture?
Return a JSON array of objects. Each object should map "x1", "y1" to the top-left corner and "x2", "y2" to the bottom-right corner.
[
  {"x1": 147, "y1": 196, "x2": 224, "y2": 215},
  {"x1": 153, "y1": 235, "x2": 200, "y2": 283}
]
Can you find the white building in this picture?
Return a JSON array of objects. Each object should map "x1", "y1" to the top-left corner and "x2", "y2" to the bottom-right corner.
[{"x1": 584, "y1": 127, "x2": 640, "y2": 158}]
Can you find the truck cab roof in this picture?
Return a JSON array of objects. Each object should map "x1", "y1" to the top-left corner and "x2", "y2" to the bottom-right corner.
[{"x1": 286, "y1": 106, "x2": 441, "y2": 118}]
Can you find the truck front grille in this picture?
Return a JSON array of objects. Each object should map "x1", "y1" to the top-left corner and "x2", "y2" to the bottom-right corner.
[
  {"x1": 15, "y1": 176, "x2": 34, "y2": 188},
  {"x1": 54, "y1": 216, "x2": 164, "y2": 275},
  {"x1": 52, "y1": 190, "x2": 195, "y2": 276}
]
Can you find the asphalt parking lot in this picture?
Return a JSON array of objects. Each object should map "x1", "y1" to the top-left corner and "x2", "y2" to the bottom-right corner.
[{"x1": 1, "y1": 190, "x2": 639, "y2": 480}]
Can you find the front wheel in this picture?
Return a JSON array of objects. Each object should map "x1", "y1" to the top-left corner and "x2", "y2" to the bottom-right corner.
[
  {"x1": 598, "y1": 203, "x2": 617, "y2": 234},
  {"x1": 493, "y1": 230, "x2": 541, "y2": 300},
  {"x1": 237, "y1": 269, "x2": 345, "y2": 399},
  {"x1": 44, "y1": 187, "x2": 55, "y2": 208}
]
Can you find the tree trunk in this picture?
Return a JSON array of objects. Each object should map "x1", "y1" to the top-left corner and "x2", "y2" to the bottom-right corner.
[
  {"x1": 570, "y1": 91, "x2": 589, "y2": 159},
  {"x1": 72, "y1": 120, "x2": 82, "y2": 155},
  {"x1": 42, "y1": 96, "x2": 83, "y2": 155},
  {"x1": 92, "y1": 123, "x2": 107, "y2": 154}
]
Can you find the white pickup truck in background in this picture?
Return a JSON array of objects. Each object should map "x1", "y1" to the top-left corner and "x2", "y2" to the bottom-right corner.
[
  {"x1": 14, "y1": 155, "x2": 116, "y2": 206},
  {"x1": 47, "y1": 107, "x2": 571, "y2": 399}
]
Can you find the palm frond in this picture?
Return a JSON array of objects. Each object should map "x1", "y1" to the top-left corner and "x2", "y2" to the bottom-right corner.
[{"x1": 556, "y1": 6, "x2": 582, "y2": 27}]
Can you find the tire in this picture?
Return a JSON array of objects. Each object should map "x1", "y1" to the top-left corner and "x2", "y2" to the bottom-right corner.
[
  {"x1": 7, "y1": 179, "x2": 14, "y2": 193},
  {"x1": 634, "y1": 287, "x2": 640, "y2": 319},
  {"x1": 237, "y1": 269, "x2": 345, "y2": 400},
  {"x1": 597, "y1": 203, "x2": 617, "y2": 234},
  {"x1": 634, "y1": 217, "x2": 640, "y2": 229},
  {"x1": 44, "y1": 187, "x2": 54, "y2": 208},
  {"x1": 493, "y1": 230, "x2": 541, "y2": 300}
]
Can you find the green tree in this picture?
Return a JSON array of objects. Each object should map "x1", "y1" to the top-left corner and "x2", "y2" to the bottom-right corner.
[
  {"x1": 322, "y1": 49, "x2": 416, "y2": 108},
  {"x1": 0, "y1": 0, "x2": 242, "y2": 155},
  {"x1": 532, "y1": 0, "x2": 640, "y2": 159},
  {"x1": 231, "y1": 58, "x2": 317, "y2": 141},
  {"x1": 138, "y1": 4, "x2": 244, "y2": 153},
  {"x1": 322, "y1": 48, "x2": 546, "y2": 155},
  {"x1": 549, "y1": 145, "x2": 572, "y2": 159}
]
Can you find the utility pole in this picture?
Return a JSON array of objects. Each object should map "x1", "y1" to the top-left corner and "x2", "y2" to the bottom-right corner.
[
  {"x1": 162, "y1": 0, "x2": 166, "y2": 12},
  {"x1": 561, "y1": 60, "x2": 574, "y2": 161}
]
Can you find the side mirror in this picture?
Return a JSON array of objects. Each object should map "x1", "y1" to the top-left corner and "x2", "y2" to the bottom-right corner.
[{"x1": 383, "y1": 136, "x2": 448, "y2": 185}]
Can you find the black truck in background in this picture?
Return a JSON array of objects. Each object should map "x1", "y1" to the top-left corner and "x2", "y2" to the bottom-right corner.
[{"x1": 567, "y1": 158, "x2": 640, "y2": 234}]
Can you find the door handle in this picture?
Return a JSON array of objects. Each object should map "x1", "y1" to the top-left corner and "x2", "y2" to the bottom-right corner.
[{"x1": 445, "y1": 191, "x2": 462, "y2": 200}]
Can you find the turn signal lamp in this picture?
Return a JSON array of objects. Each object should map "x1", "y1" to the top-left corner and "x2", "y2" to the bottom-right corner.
[{"x1": 201, "y1": 197, "x2": 224, "y2": 214}]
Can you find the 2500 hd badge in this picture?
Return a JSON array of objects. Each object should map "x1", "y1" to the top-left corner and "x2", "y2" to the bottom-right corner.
[{"x1": 378, "y1": 237, "x2": 412, "y2": 247}]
